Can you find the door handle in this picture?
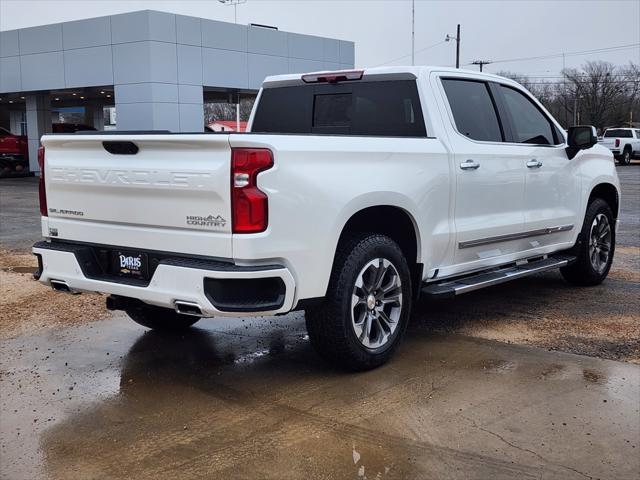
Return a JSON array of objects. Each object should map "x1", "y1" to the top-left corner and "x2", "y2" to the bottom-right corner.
[
  {"x1": 460, "y1": 159, "x2": 480, "y2": 170},
  {"x1": 526, "y1": 159, "x2": 543, "y2": 169}
]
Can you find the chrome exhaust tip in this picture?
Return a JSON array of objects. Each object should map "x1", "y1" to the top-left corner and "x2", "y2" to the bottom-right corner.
[{"x1": 174, "y1": 301, "x2": 203, "y2": 317}]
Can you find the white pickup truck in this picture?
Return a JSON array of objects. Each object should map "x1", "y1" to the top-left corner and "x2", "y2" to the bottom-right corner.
[
  {"x1": 34, "y1": 66, "x2": 620, "y2": 370},
  {"x1": 599, "y1": 127, "x2": 640, "y2": 165}
]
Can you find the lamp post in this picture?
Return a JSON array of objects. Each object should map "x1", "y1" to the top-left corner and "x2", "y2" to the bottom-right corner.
[
  {"x1": 445, "y1": 24, "x2": 461, "y2": 68},
  {"x1": 218, "y1": 0, "x2": 246, "y2": 130},
  {"x1": 411, "y1": 0, "x2": 415, "y2": 66},
  {"x1": 217, "y1": 0, "x2": 246, "y2": 24}
]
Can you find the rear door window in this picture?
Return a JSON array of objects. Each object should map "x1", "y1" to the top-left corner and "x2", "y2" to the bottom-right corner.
[
  {"x1": 441, "y1": 79, "x2": 503, "y2": 142},
  {"x1": 252, "y1": 80, "x2": 426, "y2": 137}
]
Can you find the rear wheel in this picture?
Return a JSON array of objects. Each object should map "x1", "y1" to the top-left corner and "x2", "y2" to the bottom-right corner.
[
  {"x1": 125, "y1": 304, "x2": 200, "y2": 330},
  {"x1": 620, "y1": 148, "x2": 632, "y2": 165},
  {"x1": 561, "y1": 198, "x2": 615, "y2": 286},
  {"x1": 305, "y1": 233, "x2": 412, "y2": 371}
]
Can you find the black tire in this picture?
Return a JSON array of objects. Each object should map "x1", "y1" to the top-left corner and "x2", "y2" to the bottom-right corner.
[
  {"x1": 620, "y1": 148, "x2": 632, "y2": 165},
  {"x1": 560, "y1": 198, "x2": 615, "y2": 286},
  {"x1": 305, "y1": 233, "x2": 413, "y2": 371},
  {"x1": 125, "y1": 303, "x2": 200, "y2": 330}
]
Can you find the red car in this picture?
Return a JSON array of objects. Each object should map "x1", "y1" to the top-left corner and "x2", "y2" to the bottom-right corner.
[
  {"x1": 0, "y1": 124, "x2": 97, "y2": 177},
  {"x1": 0, "y1": 127, "x2": 29, "y2": 176}
]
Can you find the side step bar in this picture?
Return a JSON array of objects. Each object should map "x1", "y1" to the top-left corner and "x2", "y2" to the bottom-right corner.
[{"x1": 422, "y1": 254, "x2": 576, "y2": 299}]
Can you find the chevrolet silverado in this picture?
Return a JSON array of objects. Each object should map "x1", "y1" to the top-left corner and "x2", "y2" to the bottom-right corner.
[{"x1": 33, "y1": 67, "x2": 620, "y2": 370}]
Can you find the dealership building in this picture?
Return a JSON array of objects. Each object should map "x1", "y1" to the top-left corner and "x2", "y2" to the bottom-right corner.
[{"x1": 0, "y1": 10, "x2": 354, "y2": 173}]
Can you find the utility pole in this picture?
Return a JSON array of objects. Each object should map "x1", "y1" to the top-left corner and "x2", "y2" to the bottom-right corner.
[
  {"x1": 411, "y1": 0, "x2": 415, "y2": 66},
  {"x1": 472, "y1": 60, "x2": 491, "y2": 72},
  {"x1": 456, "y1": 24, "x2": 460, "y2": 69},
  {"x1": 445, "y1": 24, "x2": 461, "y2": 69},
  {"x1": 562, "y1": 52, "x2": 568, "y2": 127},
  {"x1": 218, "y1": 0, "x2": 246, "y2": 130}
]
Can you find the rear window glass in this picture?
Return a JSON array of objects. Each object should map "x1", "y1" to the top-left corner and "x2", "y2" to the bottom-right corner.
[
  {"x1": 604, "y1": 129, "x2": 632, "y2": 138},
  {"x1": 313, "y1": 93, "x2": 352, "y2": 128},
  {"x1": 252, "y1": 80, "x2": 427, "y2": 137}
]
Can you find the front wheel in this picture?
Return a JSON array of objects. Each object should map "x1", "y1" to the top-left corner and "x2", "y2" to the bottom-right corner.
[
  {"x1": 560, "y1": 198, "x2": 615, "y2": 286},
  {"x1": 125, "y1": 303, "x2": 200, "y2": 330},
  {"x1": 305, "y1": 233, "x2": 412, "y2": 371}
]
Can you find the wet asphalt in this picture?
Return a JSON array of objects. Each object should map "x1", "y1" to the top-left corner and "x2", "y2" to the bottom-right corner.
[
  {"x1": 1, "y1": 165, "x2": 639, "y2": 479},
  {"x1": 1, "y1": 314, "x2": 639, "y2": 480}
]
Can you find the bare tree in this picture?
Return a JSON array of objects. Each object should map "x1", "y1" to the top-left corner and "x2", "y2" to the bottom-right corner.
[
  {"x1": 497, "y1": 61, "x2": 640, "y2": 130},
  {"x1": 564, "y1": 61, "x2": 626, "y2": 128},
  {"x1": 204, "y1": 98, "x2": 255, "y2": 125}
]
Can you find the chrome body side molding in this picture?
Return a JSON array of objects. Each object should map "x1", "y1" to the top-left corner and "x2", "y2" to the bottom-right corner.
[{"x1": 458, "y1": 224, "x2": 574, "y2": 249}]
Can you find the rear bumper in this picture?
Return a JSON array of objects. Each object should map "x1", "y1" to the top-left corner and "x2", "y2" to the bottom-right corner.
[{"x1": 33, "y1": 241, "x2": 296, "y2": 317}]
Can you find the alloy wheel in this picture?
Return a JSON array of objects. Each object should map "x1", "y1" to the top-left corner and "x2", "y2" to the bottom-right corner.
[
  {"x1": 351, "y1": 258, "x2": 403, "y2": 349},
  {"x1": 588, "y1": 213, "x2": 612, "y2": 273}
]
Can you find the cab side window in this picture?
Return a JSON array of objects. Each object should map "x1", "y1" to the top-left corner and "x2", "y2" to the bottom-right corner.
[
  {"x1": 442, "y1": 79, "x2": 503, "y2": 142},
  {"x1": 499, "y1": 86, "x2": 557, "y2": 145}
]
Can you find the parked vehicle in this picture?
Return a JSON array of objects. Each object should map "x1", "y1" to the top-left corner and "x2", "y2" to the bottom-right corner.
[
  {"x1": 51, "y1": 123, "x2": 97, "y2": 133},
  {"x1": 599, "y1": 128, "x2": 640, "y2": 165},
  {"x1": 0, "y1": 127, "x2": 29, "y2": 176},
  {"x1": 33, "y1": 67, "x2": 620, "y2": 370}
]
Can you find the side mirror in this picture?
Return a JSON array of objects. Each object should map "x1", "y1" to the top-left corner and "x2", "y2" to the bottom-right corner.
[{"x1": 566, "y1": 125, "x2": 598, "y2": 160}]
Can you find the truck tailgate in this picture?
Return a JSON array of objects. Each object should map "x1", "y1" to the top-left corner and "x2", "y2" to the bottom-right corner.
[
  {"x1": 41, "y1": 134, "x2": 233, "y2": 258},
  {"x1": 598, "y1": 138, "x2": 616, "y2": 149}
]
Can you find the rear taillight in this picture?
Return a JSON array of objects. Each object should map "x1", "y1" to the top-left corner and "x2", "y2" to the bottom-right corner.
[
  {"x1": 615, "y1": 138, "x2": 620, "y2": 148},
  {"x1": 38, "y1": 146, "x2": 47, "y2": 216},
  {"x1": 231, "y1": 148, "x2": 273, "y2": 233}
]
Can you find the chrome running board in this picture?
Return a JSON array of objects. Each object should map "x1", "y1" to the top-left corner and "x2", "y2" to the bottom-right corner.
[{"x1": 422, "y1": 254, "x2": 576, "y2": 299}]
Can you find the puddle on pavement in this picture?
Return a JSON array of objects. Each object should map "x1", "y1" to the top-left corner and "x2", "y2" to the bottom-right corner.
[
  {"x1": 476, "y1": 358, "x2": 518, "y2": 373},
  {"x1": 1, "y1": 316, "x2": 639, "y2": 480},
  {"x1": 583, "y1": 368, "x2": 607, "y2": 384}
]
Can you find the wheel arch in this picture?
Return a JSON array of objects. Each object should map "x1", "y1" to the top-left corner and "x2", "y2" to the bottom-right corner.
[
  {"x1": 330, "y1": 204, "x2": 423, "y2": 297},
  {"x1": 589, "y1": 183, "x2": 619, "y2": 219}
]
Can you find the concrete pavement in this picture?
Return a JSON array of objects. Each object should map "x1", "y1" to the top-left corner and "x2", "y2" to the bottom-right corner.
[
  {"x1": 1, "y1": 163, "x2": 638, "y2": 479},
  {"x1": 0, "y1": 314, "x2": 638, "y2": 479}
]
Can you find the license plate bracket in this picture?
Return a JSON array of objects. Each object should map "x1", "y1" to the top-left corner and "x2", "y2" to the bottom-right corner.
[{"x1": 111, "y1": 250, "x2": 149, "y2": 280}]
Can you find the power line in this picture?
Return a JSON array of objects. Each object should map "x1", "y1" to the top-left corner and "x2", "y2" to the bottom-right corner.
[
  {"x1": 521, "y1": 81, "x2": 637, "y2": 85},
  {"x1": 373, "y1": 40, "x2": 447, "y2": 67},
  {"x1": 511, "y1": 74, "x2": 636, "y2": 78},
  {"x1": 476, "y1": 43, "x2": 640, "y2": 66}
]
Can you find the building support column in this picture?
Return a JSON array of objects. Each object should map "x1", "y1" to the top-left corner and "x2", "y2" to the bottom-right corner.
[
  {"x1": 114, "y1": 83, "x2": 203, "y2": 132},
  {"x1": 25, "y1": 94, "x2": 52, "y2": 174},
  {"x1": 85, "y1": 104, "x2": 105, "y2": 131}
]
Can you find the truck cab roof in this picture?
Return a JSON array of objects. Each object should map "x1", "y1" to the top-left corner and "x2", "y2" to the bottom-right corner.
[{"x1": 263, "y1": 65, "x2": 518, "y2": 89}]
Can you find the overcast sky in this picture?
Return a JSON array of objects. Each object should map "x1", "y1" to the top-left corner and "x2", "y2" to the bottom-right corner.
[{"x1": 1, "y1": 0, "x2": 639, "y2": 78}]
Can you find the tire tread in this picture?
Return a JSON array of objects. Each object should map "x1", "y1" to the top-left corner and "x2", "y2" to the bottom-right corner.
[
  {"x1": 560, "y1": 198, "x2": 615, "y2": 286},
  {"x1": 305, "y1": 233, "x2": 412, "y2": 370}
]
